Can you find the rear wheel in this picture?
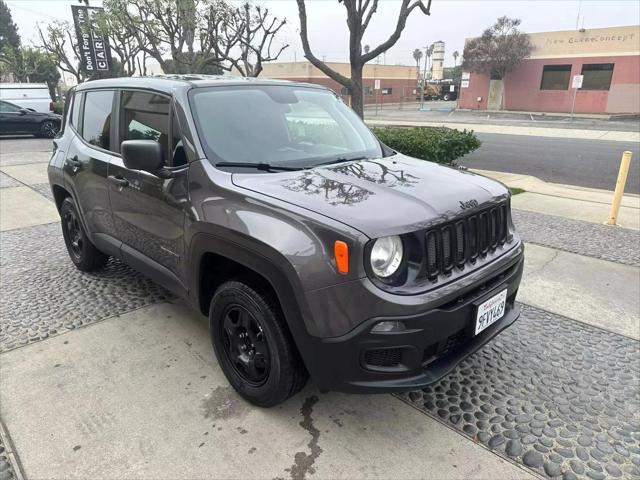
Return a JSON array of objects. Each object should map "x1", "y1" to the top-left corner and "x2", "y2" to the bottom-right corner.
[
  {"x1": 39, "y1": 120, "x2": 59, "y2": 138},
  {"x1": 209, "y1": 280, "x2": 307, "y2": 407},
  {"x1": 60, "y1": 196, "x2": 108, "y2": 271}
]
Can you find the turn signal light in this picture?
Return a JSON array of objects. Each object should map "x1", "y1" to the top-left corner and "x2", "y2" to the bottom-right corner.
[{"x1": 334, "y1": 240, "x2": 349, "y2": 274}]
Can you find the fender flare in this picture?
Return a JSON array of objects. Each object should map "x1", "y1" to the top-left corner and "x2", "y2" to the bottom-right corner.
[{"x1": 188, "y1": 230, "x2": 323, "y2": 372}]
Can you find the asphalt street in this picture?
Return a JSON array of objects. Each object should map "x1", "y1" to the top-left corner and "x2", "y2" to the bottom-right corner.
[{"x1": 461, "y1": 133, "x2": 640, "y2": 194}]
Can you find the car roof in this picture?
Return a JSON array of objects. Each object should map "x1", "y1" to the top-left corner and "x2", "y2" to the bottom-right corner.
[{"x1": 74, "y1": 75, "x2": 330, "y2": 94}]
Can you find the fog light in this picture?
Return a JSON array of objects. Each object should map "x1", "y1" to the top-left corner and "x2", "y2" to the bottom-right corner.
[{"x1": 371, "y1": 321, "x2": 406, "y2": 333}]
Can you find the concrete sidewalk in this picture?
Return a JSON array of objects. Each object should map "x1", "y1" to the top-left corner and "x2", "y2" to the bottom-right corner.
[
  {"x1": 366, "y1": 118, "x2": 640, "y2": 142},
  {"x1": 473, "y1": 169, "x2": 640, "y2": 230},
  {"x1": 519, "y1": 244, "x2": 639, "y2": 339},
  {"x1": 0, "y1": 302, "x2": 534, "y2": 480}
]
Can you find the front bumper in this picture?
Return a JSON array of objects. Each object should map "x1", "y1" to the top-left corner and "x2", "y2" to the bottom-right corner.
[{"x1": 301, "y1": 246, "x2": 524, "y2": 393}]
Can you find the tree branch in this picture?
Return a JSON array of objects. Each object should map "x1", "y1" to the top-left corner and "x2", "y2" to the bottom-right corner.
[{"x1": 296, "y1": 0, "x2": 351, "y2": 87}]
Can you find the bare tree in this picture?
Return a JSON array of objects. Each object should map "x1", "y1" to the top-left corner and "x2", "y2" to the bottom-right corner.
[
  {"x1": 462, "y1": 16, "x2": 531, "y2": 81},
  {"x1": 94, "y1": 7, "x2": 147, "y2": 76},
  {"x1": 206, "y1": 2, "x2": 288, "y2": 77},
  {"x1": 296, "y1": 0, "x2": 432, "y2": 118},
  {"x1": 462, "y1": 17, "x2": 531, "y2": 110},
  {"x1": 36, "y1": 21, "x2": 85, "y2": 84}
]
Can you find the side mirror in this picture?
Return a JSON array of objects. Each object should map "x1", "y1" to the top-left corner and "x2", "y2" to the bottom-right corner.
[
  {"x1": 121, "y1": 140, "x2": 164, "y2": 173},
  {"x1": 19, "y1": 108, "x2": 28, "y2": 115}
]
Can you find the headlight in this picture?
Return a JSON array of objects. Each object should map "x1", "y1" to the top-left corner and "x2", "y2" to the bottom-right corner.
[{"x1": 370, "y1": 235, "x2": 404, "y2": 278}]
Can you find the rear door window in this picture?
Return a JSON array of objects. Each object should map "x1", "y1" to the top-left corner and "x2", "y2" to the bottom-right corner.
[
  {"x1": 70, "y1": 92, "x2": 83, "y2": 132},
  {"x1": 82, "y1": 90, "x2": 115, "y2": 151}
]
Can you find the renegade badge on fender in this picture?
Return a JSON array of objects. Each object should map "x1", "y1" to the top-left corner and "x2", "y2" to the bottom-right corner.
[{"x1": 49, "y1": 76, "x2": 524, "y2": 407}]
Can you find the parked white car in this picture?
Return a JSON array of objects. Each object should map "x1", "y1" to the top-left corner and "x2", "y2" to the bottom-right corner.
[{"x1": 0, "y1": 83, "x2": 53, "y2": 113}]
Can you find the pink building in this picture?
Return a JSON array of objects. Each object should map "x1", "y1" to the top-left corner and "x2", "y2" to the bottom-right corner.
[{"x1": 459, "y1": 25, "x2": 640, "y2": 114}]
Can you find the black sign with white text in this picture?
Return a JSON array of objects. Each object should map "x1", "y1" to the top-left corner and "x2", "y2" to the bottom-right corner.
[{"x1": 71, "y1": 5, "x2": 112, "y2": 73}]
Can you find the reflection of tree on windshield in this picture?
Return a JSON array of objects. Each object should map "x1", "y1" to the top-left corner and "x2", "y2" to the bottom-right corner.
[
  {"x1": 282, "y1": 171, "x2": 371, "y2": 206},
  {"x1": 332, "y1": 161, "x2": 419, "y2": 188}
]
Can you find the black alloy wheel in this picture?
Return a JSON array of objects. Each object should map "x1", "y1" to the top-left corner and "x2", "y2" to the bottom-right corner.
[
  {"x1": 209, "y1": 280, "x2": 307, "y2": 407},
  {"x1": 59, "y1": 196, "x2": 108, "y2": 271},
  {"x1": 221, "y1": 305, "x2": 270, "y2": 385},
  {"x1": 40, "y1": 120, "x2": 59, "y2": 138},
  {"x1": 63, "y1": 207, "x2": 83, "y2": 261}
]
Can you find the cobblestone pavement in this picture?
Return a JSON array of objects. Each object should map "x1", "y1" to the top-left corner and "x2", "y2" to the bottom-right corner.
[
  {"x1": 0, "y1": 223, "x2": 173, "y2": 353},
  {"x1": 29, "y1": 183, "x2": 54, "y2": 202},
  {"x1": 398, "y1": 304, "x2": 640, "y2": 480},
  {"x1": 513, "y1": 209, "x2": 640, "y2": 267}
]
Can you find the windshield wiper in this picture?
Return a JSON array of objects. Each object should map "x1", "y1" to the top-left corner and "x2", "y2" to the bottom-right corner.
[
  {"x1": 312, "y1": 156, "x2": 370, "y2": 168},
  {"x1": 215, "y1": 162, "x2": 303, "y2": 172}
]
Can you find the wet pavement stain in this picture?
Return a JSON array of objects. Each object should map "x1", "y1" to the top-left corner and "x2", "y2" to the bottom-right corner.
[
  {"x1": 288, "y1": 396, "x2": 323, "y2": 480},
  {"x1": 200, "y1": 385, "x2": 249, "y2": 421}
]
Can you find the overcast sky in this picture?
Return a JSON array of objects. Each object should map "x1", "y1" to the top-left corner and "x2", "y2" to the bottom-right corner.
[{"x1": 6, "y1": 0, "x2": 640, "y2": 67}]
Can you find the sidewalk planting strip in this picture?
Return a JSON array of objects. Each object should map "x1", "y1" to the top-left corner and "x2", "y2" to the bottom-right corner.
[
  {"x1": 397, "y1": 303, "x2": 640, "y2": 480},
  {"x1": 513, "y1": 209, "x2": 640, "y2": 267}
]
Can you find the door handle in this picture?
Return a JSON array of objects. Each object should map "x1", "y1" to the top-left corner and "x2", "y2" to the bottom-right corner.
[
  {"x1": 108, "y1": 175, "x2": 129, "y2": 188},
  {"x1": 66, "y1": 156, "x2": 81, "y2": 168}
]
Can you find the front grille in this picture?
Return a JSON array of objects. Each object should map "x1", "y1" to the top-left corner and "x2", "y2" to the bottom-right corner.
[
  {"x1": 364, "y1": 348, "x2": 402, "y2": 367},
  {"x1": 424, "y1": 202, "x2": 510, "y2": 281}
]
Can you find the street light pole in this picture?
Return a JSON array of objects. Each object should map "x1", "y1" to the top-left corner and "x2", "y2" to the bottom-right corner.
[{"x1": 420, "y1": 45, "x2": 428, "y2": 110}]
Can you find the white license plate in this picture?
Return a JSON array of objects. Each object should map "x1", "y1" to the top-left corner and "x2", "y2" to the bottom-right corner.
[{"x1": 474, "y1": 289, "x2": 508, "y2": 335}]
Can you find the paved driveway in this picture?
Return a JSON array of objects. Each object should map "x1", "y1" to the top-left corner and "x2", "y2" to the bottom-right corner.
[{"x1": 0, "y1": 137, "x2": 638, "y2": 480}]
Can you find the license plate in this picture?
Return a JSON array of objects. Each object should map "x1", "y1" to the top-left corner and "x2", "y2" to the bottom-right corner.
[{"x1": 474, "y1": 289, "x2": 508, "y2": 335}]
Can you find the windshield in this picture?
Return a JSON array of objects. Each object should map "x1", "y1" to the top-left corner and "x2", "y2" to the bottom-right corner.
[{"x1": 189, "y1": 85, "x2": 382, "y2": 169}]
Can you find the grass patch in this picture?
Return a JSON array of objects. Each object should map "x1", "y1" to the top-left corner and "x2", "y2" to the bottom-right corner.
[{"x1": 509, "y1": 187, "x2": 526, "y2": 196}]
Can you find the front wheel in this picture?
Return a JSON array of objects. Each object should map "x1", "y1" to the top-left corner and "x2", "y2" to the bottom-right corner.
[
  {"x1": 60, "y1": 196, "x2": 108, "y2": 271},
  {"x1": 443, "y1": 93, "x2": 451, "y2": 101},
  {"x1": 39, "y1": 120, "x2": 60, "y2": 138},
  {"x1": 209, "y1": 280, "x2": 307, "y2": 407}
]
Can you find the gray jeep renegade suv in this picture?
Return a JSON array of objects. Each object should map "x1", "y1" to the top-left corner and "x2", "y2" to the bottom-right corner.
[{"x1": 48, "y1": 76, "x2": 524, "y2": 407}]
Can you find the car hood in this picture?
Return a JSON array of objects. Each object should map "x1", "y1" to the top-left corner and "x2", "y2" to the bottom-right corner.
[{"x1": 231, "y1": 155, "x2": 509, "y2": 238}]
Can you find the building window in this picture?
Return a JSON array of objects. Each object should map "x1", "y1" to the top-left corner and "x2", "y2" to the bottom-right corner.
[
  {"x1": 364, "y1": 86, "x2": 373, "y2": 96},
  {"x1": 340, "y1": 86, "x2": 350, "y2": 96},
  {"x1": 540, "y1": 64, "x2": 572, "y2": 90},
  {"x1": 581, "y1": 63, "x2": 614, "y2": 90},
  {"x1": 381, "y1": 88, "x2": 393, "y2": 95}
]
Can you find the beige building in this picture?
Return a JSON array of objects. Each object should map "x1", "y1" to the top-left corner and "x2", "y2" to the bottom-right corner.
[{"x1": 259, "y1": 61, "x2": 418, "y2": 104}]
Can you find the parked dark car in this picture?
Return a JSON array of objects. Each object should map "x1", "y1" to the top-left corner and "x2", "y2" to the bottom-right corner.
[
  {"x1": 0, "y1": 100, "x2": 61, "y2": 138},
  {"x1": 48, "y1": 76, "x2": 523, "y2": 407}
]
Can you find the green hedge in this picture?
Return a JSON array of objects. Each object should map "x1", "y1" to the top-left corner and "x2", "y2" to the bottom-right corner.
[{"x1": 371, "y1": 126, "x2": 481, "y2": 166}]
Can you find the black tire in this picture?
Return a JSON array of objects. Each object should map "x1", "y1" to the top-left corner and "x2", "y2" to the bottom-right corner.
[
  {"x1": 443, "y1": 93, "x2": 451, "y2": 101},
  {"x1": 209, "y1": 280, "x2": 307, "y2": 407},
  {"x1": 39, "y1": 120, "x2": 60, "y2": 138},
  {"x1": 60, "y1": 196, "x2": 108, "y2": 272}
]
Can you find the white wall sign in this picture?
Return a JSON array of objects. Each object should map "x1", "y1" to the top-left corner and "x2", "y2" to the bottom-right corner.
[
  {"x1": 461, "y1": 80, "x2": 470, "y2": 88},
  {"x1": 461, "y1": 72, "x2": 471, "y2": 80},
  {"x1": 449, "y1": 85, "x2": 455, "y2": 92},
  {"x1": 572, "y1": 75, "x2": 584, "y2": 89},
  {"x1": 374, "y1": 79, "x2": 381, "y2": 90}
]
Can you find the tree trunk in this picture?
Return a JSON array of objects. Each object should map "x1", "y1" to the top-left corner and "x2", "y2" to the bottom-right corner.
[{"x1": 350, "y1": 63, "x2": 364, "y2": 118}]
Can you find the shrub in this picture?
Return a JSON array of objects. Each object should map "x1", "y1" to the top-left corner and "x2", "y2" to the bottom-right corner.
[
  {"x1": 371, "y1": 126, "x2": 481, "y2": 166},
  {"x1": 53, "y1": 100, "x2": 65, "y2": 115}
]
